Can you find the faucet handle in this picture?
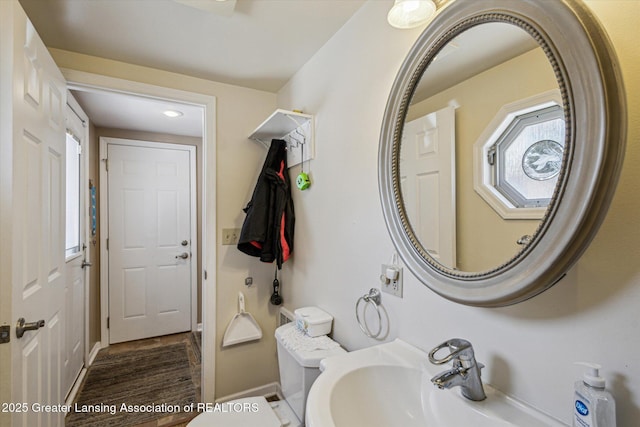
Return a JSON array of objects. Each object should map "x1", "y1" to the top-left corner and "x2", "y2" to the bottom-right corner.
[{"x1": 428, "y1": 338, "x2": 474, "y2": 365}]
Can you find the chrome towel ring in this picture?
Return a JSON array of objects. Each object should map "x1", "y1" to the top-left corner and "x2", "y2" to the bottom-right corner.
[{"x1": 355, "y1": 288, "x2": 388, "y2": 339}]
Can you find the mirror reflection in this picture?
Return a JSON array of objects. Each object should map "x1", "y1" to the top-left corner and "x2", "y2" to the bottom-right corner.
[{"x1": 400, "y1": 23, "x2": 562, "y2": 273}]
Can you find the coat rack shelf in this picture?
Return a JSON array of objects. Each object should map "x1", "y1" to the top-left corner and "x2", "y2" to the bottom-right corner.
[{"x1": 249, "y1": 109, "x2": 314, "y2": 168}]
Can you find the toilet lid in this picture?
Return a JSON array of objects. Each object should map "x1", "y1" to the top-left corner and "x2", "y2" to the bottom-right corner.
[{"x1": 187, "y1": 396, "x2": 282, "y2": 427}]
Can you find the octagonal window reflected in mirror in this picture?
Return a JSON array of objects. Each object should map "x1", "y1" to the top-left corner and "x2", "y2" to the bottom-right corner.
[{"x1": 492, "y1": 104, "x2": 565, "y2": 209}]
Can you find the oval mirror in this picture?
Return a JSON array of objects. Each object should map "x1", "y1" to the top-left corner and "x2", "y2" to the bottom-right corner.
[{"x1": 379, "y1": 0, "x2": 626, "y2": 306}]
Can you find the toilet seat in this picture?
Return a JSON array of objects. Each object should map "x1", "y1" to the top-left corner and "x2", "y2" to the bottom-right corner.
[{"x1": 187, "y1": 396, "x2": 284, "y2": 427}]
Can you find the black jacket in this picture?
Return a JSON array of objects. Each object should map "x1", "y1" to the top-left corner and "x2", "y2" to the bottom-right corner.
[{"x1": 237, "y1": 139, "x2": 295, "y2": 269}]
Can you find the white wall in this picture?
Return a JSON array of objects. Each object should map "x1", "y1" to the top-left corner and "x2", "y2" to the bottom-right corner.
[{"x1": 277, "y1": 1, "x2": 640, "y2": 425}]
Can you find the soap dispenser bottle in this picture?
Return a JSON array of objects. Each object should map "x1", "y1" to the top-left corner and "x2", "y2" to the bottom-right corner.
[{"x1": 573, "y1": 362, "x2": 616, "y2": 427}]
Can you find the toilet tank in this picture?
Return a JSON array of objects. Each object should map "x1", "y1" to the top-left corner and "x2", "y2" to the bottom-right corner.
[{"x1": 275, "y1": 323, "x2": 345, "y2": 423}]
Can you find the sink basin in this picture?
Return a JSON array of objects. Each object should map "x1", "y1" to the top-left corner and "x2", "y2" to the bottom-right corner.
[
  {"x1": 306, "y1": 340, "x2": 566, "y2": 427},
  {"x1": 329, "y1": 365, "x2": 425, "y2": 426}
]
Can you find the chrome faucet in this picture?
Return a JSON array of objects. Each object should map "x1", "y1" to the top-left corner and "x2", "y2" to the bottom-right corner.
[{"x1": 428, "y1": 338, "x2": 486, "y2": 401}]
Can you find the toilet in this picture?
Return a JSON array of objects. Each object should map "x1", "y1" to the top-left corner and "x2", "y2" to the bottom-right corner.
[{"x1": 188, "y1": 308, "x2": 345, "y2": 427}]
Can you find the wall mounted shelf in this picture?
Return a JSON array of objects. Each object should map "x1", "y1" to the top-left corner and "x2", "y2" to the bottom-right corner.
[{"x1": 249, "y1": 109, "x2": 314, "y2": 168}]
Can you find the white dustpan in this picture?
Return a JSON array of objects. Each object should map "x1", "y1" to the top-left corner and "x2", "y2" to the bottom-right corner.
[{"x1": 222, "y1": 292, "x2": 263, "y2": 347}]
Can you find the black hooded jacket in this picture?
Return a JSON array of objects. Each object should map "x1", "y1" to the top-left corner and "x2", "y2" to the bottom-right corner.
[{"x1": 237, "y1": 139, "x2": 294, "y2": 269}]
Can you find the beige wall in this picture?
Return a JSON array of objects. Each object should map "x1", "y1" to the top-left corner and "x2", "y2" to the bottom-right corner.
[
  {"x1": 408, "y1": 48, "x2": 557, "y2": 271},
  {"x1": 87, "y1": 122, "x2": 100, "y2": 348},
  {"x1": 51, "y1": 49, "x2": 280, "y2": 398},
  {"x1": 277, "y1": 0, "x2": 640, "y2": 425}
]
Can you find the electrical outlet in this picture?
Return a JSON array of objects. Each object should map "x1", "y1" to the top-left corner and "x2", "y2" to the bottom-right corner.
[
  {"x1": 222, "y1": 228, "x2": 241, "y2": 245},
  {"x1": 380, "y1": 264, "x2": 403, "y2": 298}
]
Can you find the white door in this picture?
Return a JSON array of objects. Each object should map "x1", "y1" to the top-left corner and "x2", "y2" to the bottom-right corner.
[
  {"x1": 105, "y1": 139, "x2": 195, "y2": 344},
  {"x1": 63, "y1": 94, "x2": 88, "y2": 398},
  {"x1": 0, "y1": 2, "x2": 67, "y2": 426},
  {"x1": 400, "y1": 106, "x2": 457, "y2": 267}
]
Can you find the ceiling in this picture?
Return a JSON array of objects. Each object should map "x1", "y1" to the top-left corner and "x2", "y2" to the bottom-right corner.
[
  {"x1": 70, "y1": 90, "x2": 206, "y2": 137},
  {"x1": 18, "y1": 1, "x2": 539, "y2": 139},
  {"x1": 20, "y1": 0, "x2": 366, "y2": 93},
  {"x1": 412, "y1": 23, "x2": 539, "y2": 104},
  {"x1": 19, "y1": 0, "x2": 367, "y2": 137}
]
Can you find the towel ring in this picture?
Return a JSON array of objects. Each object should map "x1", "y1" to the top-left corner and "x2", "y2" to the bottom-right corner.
[{"x1": 356, "y1": 288, "x2": 387, "y2": 339}]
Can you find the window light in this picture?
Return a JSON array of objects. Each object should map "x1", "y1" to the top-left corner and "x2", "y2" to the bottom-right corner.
[{"x1": 163, "y1": 109, "x2": 184, "y2": 118}]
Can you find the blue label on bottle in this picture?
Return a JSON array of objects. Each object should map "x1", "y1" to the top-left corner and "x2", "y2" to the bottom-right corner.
[{"x1": 575, "y1": 400, "x2": 589, "y2": 416}]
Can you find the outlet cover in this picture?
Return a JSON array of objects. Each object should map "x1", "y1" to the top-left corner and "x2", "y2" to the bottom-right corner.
[
  {"x1": 222, "y1": 228, "x2": 241, "y2": 245},
  {"x1": 380, "y1": 264, "x2": 403, "y2": 298}
]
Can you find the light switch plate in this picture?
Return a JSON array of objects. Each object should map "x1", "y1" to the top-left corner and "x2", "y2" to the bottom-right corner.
[{"x1": 222, "y1": 228, "x2": 241, "y2": 245}]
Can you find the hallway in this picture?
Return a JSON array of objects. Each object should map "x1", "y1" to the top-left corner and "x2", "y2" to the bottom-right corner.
[{"x1": 66, "y1": 332, "x2": 201, "y2": 427}]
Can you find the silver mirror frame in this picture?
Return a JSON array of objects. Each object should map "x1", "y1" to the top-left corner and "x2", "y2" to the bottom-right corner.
[{"x1": 379, "y1": 0, "x2": 626, "y2": 307}]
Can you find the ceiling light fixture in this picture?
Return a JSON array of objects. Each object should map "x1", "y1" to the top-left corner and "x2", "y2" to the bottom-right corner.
[
  {"x1": 163, "y1": 110, "x2": 184, "y2": 118},
  {"x1": 387, "y1": 0, "x2": 437, "y2": 29}
]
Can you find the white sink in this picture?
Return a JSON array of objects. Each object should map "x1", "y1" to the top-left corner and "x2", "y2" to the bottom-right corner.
[{"x1": 306, "y1": 339, "x2": 566, "y2": 427}]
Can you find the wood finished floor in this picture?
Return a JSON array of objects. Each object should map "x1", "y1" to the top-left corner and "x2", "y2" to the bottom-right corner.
[
  {"x1": 76, "y1": 332, "x2": 201, "y2": 427},
  {"x1": 78, "y1": 332, "x2": 280, "y2": 426}
]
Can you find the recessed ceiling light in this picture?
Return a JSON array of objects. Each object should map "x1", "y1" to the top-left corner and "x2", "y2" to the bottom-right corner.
[{"x1": 163, "y1": 110, "x2": 184, "y2": 118}]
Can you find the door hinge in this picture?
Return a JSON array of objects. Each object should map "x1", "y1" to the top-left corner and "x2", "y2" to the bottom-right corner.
[
  {"x1": 204, "y1": 270, "x2": 207, "y2": 280},
  {"x1": 107, "y1": 317, "x2": 109, "y2": 329},
  {"x1": 106, "y1": 238, "x2": 109, "y2": 250},
  {"x1": 103, "y1": 158, "x2": 109, "y2": 171}
]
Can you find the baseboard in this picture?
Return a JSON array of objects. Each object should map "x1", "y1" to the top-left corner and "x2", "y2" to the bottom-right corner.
[
  {"x1": 88, "y1": 341, "x2": 101, "y2": 366},
  {"x1": 65, "y1": 342, "x2": 102, "y2": 406},
  {"x1": 214, "y1": 382, "x2": 280, "y2": 403},
  {"x1": 65, "y1": 368, "x2": 87, "y2": 406}
]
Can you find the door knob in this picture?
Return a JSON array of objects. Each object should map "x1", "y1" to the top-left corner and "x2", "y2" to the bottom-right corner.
[
  {"x1": 16, "y1": 318, "x2": 45, "y2": 339},
  {"x1": 81, "y1": 260, "x2": 92, "y2": 268},
  {"x1": 175, "y1": 252, "x2": 189, "y2": 259}
]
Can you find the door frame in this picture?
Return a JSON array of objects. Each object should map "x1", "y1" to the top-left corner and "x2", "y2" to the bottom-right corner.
[
  {"x1": 100, "y1": 137, "x2": 198, "y2": 341},
  {"x1": 63, "y1": 69, "x2": 217, "y2": 402},
  {"x1": 64, "y1": 91, "x2": 91, "y2": 400}
]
